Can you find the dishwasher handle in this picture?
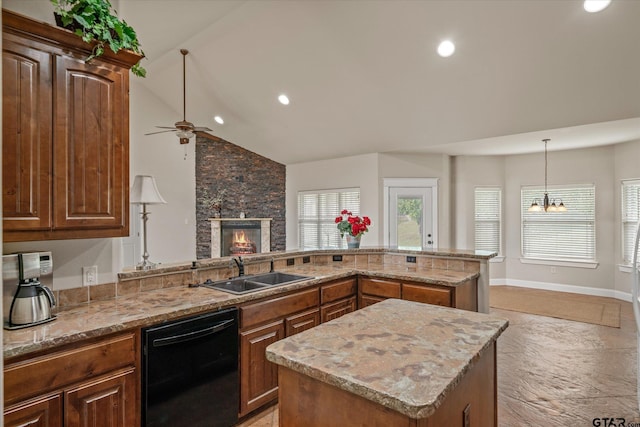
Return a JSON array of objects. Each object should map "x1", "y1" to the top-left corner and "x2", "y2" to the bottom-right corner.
[{"x1": 152, "y1": 318, "x2": 236, "y2": 347}]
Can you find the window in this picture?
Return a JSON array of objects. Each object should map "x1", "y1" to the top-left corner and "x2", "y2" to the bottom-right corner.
[
  {"x1": 474, "y1": 187, "x2": 501, "y2": 254},
  {"x1": 622, "y1": 179, "x2": 640, "y2": 265},
  {"x1": 521, "y1": 185, "x2": 596, "y2": 262},
  {"x1": 298, "y1": 188, "x2": 360, "y2": 250}
]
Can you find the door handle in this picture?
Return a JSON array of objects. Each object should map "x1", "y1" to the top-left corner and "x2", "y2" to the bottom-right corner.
[{"x1": 152, "y1": 319, "x2": 235, "y2": 347}]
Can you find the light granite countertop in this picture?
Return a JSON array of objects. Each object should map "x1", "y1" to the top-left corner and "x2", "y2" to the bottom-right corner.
[
  {"x1": 266, "y1": 298, "x2": 509, "y2": 419},
  {"x1": 3, "y1": 264, "x2": 479, "y2": 360}
]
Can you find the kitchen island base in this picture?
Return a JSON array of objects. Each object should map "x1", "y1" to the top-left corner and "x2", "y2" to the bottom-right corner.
[{"x1": 276, "y1": 341, "x2": 497, "y2": 427}]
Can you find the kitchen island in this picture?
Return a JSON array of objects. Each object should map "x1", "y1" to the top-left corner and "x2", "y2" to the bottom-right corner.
[{"x1": 266, "y1": 298, "x2": 508, "y2": 426}]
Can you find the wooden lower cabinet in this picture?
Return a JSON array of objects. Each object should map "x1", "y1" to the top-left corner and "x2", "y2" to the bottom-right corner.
[
  {"x1": 239, "y1": 320, "x2": 285, "y2": 417},
  {"x1": 4, "y1": 394, "x2": 62, "y2": 427},
  {"x1": 3, "y1": 332, "x2": 138, "y2": 427},
  {"x1": 277, "y1": 342, "x2": 497, "y2": 427},
  {"x1": 359, "y1": 276, "x2": 477, "y2": 312},
  {"x1": 320, "y1": 296, "x2": 357, "y2": 323},
  {"x1": 285, "y1": 308, "x2": 320, "y2": 336},
  {"x1": 64, "y1": 369, "x2": 136, "y2": 427}
]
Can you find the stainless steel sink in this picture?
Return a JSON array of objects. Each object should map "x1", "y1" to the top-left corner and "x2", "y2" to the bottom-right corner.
[
  {"x1": 201, "y1": 272, "x2": 311, "y2": 294},
  {"x1": 249, "y1": 272, "x2": 311, "y2": 286}
]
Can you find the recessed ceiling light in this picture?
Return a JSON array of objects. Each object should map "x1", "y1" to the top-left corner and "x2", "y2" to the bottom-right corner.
[
  {"x1": 437, "y1": 40, "x2": 455, "y2": 58},
  {"x1": 583, "y1": 0, "x2": 611, "y2": 12},
  {"x1": 214, "y1": 116, "x2": 224, "y2": 125},
  {"x1": 278, "y1": 94, "x2": 290, "y2": 105}
]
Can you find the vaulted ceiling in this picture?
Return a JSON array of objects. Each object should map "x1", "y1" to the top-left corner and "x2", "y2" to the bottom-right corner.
[{"x1": 9, "y1": 0, "x2": 640, "y2": 164}]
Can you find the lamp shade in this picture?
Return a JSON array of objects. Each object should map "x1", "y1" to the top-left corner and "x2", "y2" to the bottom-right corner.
[{"x1": 131, "y1": 175, "x2": 167, "y2": 205}]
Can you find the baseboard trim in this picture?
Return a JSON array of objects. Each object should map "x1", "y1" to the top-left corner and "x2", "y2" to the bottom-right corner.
[{"x1": 489, "y1": 278, "x2": 632, "y2": 303}]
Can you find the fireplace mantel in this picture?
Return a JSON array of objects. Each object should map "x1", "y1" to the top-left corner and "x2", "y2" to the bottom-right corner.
[{"x1": 210, "y1": 218, "x2": 272, "y2": 258}]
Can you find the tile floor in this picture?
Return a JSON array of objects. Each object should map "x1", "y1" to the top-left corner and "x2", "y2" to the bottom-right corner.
[{"x1": 237, "y1": 293, "x2": 639, "y2": 426}]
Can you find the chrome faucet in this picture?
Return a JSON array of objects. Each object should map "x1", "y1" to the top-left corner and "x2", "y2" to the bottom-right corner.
[{"x1": 233, "y1": 257, "x2": 245, "y2": 276}]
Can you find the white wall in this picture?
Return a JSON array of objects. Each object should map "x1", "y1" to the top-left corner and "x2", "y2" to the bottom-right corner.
[
  {"x1": 286, "y1": 152, "x2": 454, "y2": 250},
  {"x1": 129, "y1": 82, "x2": 197, "y2": 267},
  {"x1": 452, "y1": 155, "x2": 506, "y2": 279},
  {"x1": 454, "y1": 142, "x2": 640, "y2": 298},
  {"x1": 613, "y1": 139, "x2": 640, "y2": 295},
  {"x1": 378, "y1": 153, "x2": 453, "y2": 248},
  {"x1": 286, "y1": 153, "x2": 380, "y2": 249}
]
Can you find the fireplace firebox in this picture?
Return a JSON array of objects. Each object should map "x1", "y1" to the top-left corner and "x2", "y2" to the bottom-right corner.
[{"x1": 210, "y1": 218, "x2": 272, "y2": 258}]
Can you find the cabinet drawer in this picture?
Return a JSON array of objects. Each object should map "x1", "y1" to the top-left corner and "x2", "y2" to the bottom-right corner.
[
  {"x1": 359, "y1": 277, "x2": 401, "y2": 298},
  {"x1": 4, "y1": 332, "x2": 136, "y2": 406},
  {"x1": 360, "y1": 295, "x2": 386, "y2": 309},
  {"x1": 241, "y1": 288, "x2": 319, "y2": 329},
  {"x1": 320, "y1": 278, "x2": 357, "y2": 304},
  {"x1": 285, "y1": 309, "x2": 320, "y2": 337},
  {"x1": 402, "y1": 283, "x2": 452, "y2": 307},
  {"x1": 321, "y1": 297, "x2": 356, "y2": 323}
]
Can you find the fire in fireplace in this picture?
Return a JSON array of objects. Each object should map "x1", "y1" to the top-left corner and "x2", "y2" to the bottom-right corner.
[
  {"x1": 230, "y1": 230, "x2": 257, "y2": 255},
  {"x1": 221, "y1": 221, "x2": 262, "y2": 257}
]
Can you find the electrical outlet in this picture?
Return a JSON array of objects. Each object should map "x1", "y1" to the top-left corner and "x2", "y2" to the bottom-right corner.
[{"x1": 83, "y1": 266, "x2": 98, "y2": 286}]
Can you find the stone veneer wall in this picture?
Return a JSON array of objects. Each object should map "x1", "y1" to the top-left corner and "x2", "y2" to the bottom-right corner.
[{"x1": 195, "y1": 133, "x2": 286, "y2": 259}]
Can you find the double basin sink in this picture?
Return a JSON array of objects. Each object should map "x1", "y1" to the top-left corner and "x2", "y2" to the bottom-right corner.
[{"x1": 201, "y1": 272, "x2": 312, "y2": 295}]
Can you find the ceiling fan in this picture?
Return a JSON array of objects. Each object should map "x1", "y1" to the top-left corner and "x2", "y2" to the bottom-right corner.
[{"x1": 145, "y1": 49, "x2": 211, "y2": 144}]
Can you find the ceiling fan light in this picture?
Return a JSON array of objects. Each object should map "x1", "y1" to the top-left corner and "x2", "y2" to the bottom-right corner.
[
  {"x1": 214, "y1": 116, "x2": 224, "y2": 125},
  {"x1": 176, "y1": 129, "x2": 194, "y2": 139}
]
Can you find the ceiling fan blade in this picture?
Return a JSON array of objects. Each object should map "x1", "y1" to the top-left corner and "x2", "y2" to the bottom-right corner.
[
  {"x1": 193, "y1": 127, "x2": 212, "y2": 132},
  {"x1": 145, "y1": 129, "x2": 177, "y2": 135},
  {"x1": 156, "y1": 126, "x2": 178, "y2": 129}
]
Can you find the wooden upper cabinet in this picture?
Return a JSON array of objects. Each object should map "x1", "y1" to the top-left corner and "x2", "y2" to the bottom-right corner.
[
  {"x1": 53, "y1": 55, "x2": 127, "y2": 231},
  {"x1": 2, "y1": 9, "x2": 140, "y2": 242},
  {"x1": 2, "y1": 37, "x2": 52, "y2": 232}
]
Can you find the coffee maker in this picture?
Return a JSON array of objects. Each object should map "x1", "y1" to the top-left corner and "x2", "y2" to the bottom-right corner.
[{"x1": 3, "y1": 251, "x2": 56, "y2": 329}]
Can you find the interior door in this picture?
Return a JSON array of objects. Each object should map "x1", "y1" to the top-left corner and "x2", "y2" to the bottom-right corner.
[{"x1": 389, "y1": 187, "x2": 434, "y2": 250}]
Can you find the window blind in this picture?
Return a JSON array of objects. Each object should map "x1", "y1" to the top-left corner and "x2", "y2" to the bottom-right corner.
[
  {"x1": 521, "y1": 185, "x2": 596, "y2": 261},
  {"x1": 298, "y1": 188, "x2": 360, "y2": 250},
  {"x1": 622, "y1": 179, "x2": 640, "y2": 264},
  {"x1": 474, "y1": 187, "x2": 501, "y2": 254}
]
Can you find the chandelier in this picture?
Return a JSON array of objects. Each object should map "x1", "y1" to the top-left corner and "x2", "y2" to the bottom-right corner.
[{"x1": 528, "y1": 139, "x2": 567, "y2": 212}]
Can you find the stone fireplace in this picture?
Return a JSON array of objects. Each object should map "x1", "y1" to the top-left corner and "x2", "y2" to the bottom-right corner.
[{"x1": 210, "y1": 218, "x2": 272, "y2": 258}]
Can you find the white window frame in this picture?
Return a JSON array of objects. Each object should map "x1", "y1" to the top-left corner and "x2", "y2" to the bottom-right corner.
[
  {"x1": 297, "y1": 188, "x2": 360, "y2": 250},
  {"x1": 474, "y1": 187, "x2": 502, "y2": 259},
  {"x1": 520, "y1": 184, "x2": 597, "y2": 268},
  {"x1": 622, "y1": 179, "x2": 640, "y2": 267}
]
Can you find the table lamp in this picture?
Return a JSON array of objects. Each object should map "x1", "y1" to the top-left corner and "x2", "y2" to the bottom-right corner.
[{"x1": 131, "y1": 175, "x2": 167, "y2": 270}]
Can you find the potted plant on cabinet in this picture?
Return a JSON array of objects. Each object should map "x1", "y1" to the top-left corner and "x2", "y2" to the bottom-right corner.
[{"x1": 50, "y1": 0, "x2": 146, "y2": 77}]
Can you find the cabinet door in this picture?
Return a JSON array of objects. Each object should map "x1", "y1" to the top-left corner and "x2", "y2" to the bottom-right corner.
[
  {"x1": 321, "y1": 296, "x2": 356, "y2": 323},
  {"x1": 53, "y1": 54, "x2": 128, "y2": 235},
  {"x1": 240, "y1": 320, "x2": 285, "y2": 417},
  {"x1": 2, "y1": 38, "x2": 52, "y2": 232},
  {"x1": 4, "y1": 394, "x2": 62, "y2": 427},
  {"x1": 285, "y1": 308, "x2": 320, "y2": 337},
  {"x1": 64, "y1": 368, "x2": 136, "y2": 427}
]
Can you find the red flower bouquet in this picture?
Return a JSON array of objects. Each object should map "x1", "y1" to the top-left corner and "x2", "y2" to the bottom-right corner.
[{"x1": 335, "y1": 209, "x2": 371, "y2": 238}]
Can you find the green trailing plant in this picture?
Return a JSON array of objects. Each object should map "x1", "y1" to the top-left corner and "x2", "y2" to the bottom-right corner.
[{"x1": 51, "y1": 0, "x2": 146, "y2": 77}]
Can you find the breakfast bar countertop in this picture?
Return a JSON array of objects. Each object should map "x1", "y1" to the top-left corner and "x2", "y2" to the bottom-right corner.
[
  {"x1": 3, "y1": 263, "x2": 481, "y2": 359},
  {"x1": 266, "y1": 298, "x2": 509, "y2": 419}
]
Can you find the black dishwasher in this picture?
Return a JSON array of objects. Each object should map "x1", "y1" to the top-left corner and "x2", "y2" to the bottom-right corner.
[{"x1": 142, "y1": 307, "x2": 239, "y2": 427}]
